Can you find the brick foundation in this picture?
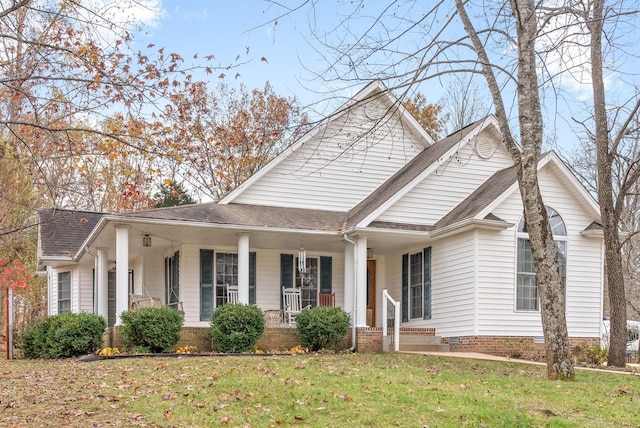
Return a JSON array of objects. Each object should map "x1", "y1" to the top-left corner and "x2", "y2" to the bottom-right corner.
[
  {"x1": 102, "y1": 327, "x2": 597, "y2": 358},
  {"x1": 446, "y1": 335, "x2": 600, "y2": 360},
  {"x1": 356, "y1": 327, "x2": 383, "y2": 353},
  {"x1": 102, "y1": 326, "x2": 352, "y2": 353}
]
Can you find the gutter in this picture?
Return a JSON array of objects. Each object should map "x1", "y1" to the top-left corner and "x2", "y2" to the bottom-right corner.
[{"x1": 341, "y1": 230, "x2": 358, "y2": 352}]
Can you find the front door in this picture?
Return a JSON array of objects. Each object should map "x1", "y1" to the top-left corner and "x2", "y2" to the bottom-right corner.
[{"x1": 367, "y1": 260, "x2": 376, "y2": 327}]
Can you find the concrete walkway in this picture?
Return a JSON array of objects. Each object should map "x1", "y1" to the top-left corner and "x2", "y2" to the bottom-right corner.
[{"x1": 403, "y1": 351, "x2": 640, "y2": 375}]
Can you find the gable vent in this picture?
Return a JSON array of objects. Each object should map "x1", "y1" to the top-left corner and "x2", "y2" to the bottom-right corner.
[{"x1": 475, "y1": 135, "x2": 497, "y2": 159}]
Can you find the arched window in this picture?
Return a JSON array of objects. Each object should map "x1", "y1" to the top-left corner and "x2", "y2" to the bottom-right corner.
[{"x1": 516, "y1": 206, "x2": 567, "y2": 311}]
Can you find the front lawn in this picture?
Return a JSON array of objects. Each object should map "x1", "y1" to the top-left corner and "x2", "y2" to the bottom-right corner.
[{"x1": 1, "y1": 353, "x2": 637, "y2": 427}]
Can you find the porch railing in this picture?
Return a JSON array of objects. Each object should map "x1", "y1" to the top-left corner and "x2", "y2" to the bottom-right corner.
[{"x1": 382, "y1": 289, "x2": 400, "y2": 352}]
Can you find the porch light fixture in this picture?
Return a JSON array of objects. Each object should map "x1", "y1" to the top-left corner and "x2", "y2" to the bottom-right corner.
[
  {"x1": 143, "y1": 235, "x2": 152, "y2": 247},
  {"x1": 298, "y1": 245, "x2": 307, "y2": 273}
]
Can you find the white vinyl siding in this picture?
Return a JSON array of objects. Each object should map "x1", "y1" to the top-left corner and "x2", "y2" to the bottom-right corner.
[
  {"x1": 429, "y1": 234, "x2": 476, "y2": 336},
  {"x1": 476, "y1": 165, "x2": 602, "y2": 337},
  {"x1": 378, "y1": 132, "x2": 514, "y2": 225},
  {"x1": 232, "y1": 106, "x2": 424, "y2": 211},
  {"x1": 387, "y1": 234, "x2": 475, "y2": 336},
  {"x1": 78, "y1": 264, "x2": 95, "y2": 314}
]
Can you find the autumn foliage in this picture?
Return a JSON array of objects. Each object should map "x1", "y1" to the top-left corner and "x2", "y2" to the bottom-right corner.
[
  {"x1": 403, "y1": 92, "x2": 448, "y2": 140},
  {"x1": 0, "y1": 258, "x2": 30, "y2": 292}
]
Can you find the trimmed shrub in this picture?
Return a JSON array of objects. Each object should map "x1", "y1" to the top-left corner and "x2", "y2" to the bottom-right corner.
[
  {"x1": 210, "y1": 304, "x2": 265, "y2": 353},
  {"x1": 120, "y1": 307, "x2": 184, "y2": 353},
  {"x1": 22, "y1": 312, "x2": 107, "y2": 359},
  {"x1": 296, "y1": 306, "x2": 350, "y2": 351}
]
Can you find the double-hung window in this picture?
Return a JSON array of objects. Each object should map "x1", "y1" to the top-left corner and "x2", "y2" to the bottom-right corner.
[
  {"x1": 402, "y1": 247, "x2": 432, "y2": 322},
  {"x1": 516, "y1": 206, "x2": 567, "y2": 311},
  {"x1": 58, "y1": 271, "x2": 71, "y2": 314},
  {"x1": 409, "y1": 251, "x2": 423, "y2": 319},
  {"x1": 296, "y1": 257, "x2": 318, "y2": 308},
  {"x1": 216, "y1": 252, "x2": 238, "y2": 307}
]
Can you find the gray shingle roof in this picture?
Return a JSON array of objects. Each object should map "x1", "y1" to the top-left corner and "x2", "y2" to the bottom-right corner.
[
  {"x1": 39, "y1": 209, "x2": 104, "y2": 258},
  {"x1": 345, "y1": 118, "x2": 486, "y2": 228},
  {"x1": 435, "y1": 165, "x2": 517, "y2": 228},
  {"x1": 123, "y1": 203, "x2": 347, "y2": 231}
]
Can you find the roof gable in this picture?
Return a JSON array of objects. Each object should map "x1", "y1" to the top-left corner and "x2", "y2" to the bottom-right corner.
[
  {"x1": 435, "y1": 166, "x2": 517, "y2": 228},
  {"x1": 220, "y1": 80, "x2": 436, "y2": 208},
  {"x1": 346, "y1": 116, "x2": 492, "y2": 228}
]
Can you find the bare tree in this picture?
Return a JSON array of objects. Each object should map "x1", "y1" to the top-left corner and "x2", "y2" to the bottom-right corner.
[
  {"x1": 557, "y1": 0, "x2": 640, "y2": 368},
  {"x1": 440, "y1": 76, "x2": 488, "y2": 134},
  {"x1": 268, "y1": 0, "x2": 576, "y2": 378}
]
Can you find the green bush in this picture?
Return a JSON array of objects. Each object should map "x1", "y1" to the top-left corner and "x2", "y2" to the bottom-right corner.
[
  {"x1": 296, "y1": 306, "x2": 350, "y2": 351},
  {"x1": 120, "y1": 307, "x2": 184, "y2": 353},
  {"x1": 22, "y1": 312, "x2": 107, "y2": 359},
  {"x1": 210, "y1": 304, "x2": 265, "y2": 353}
]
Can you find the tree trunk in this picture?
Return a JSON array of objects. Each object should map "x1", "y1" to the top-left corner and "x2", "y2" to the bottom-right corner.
[
  {"x1": 588, "y1": 0, "x2": 628, "y2": 368},
  {"x1": 510, "y1": 0, "x2": 574, "y2": 379}
]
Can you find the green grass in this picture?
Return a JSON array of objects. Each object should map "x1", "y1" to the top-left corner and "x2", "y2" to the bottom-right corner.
[{"x1": 1, "y1": 353, "x2": 637, "y2": 427}]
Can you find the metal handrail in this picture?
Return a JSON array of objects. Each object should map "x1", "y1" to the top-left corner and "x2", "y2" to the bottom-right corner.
[{"x1": 382, "y1": 289, "x2": 400, "y2": 352}]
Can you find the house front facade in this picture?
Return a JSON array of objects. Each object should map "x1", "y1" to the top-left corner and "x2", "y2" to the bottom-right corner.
[{"x1": 37, "y1": 81, "x2": 604, "y2": 354}]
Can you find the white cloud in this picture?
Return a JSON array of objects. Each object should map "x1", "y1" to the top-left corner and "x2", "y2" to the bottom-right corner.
[
  {"x1": 538, "y1": 8, "x2": 594, "y2": 99},
  {"x1": 86, "y1": 0, "x2": 166, "y2": 30}
]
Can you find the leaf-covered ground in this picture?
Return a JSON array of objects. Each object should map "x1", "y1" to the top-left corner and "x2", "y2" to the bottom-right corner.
[{"x1": 1, "y1": 353, "x2": 638, "y2": 427}]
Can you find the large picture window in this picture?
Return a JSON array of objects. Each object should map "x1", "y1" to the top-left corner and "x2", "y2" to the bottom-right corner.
[{"x1": 516, "y1": 206, "x2": 567, "y2": 311}]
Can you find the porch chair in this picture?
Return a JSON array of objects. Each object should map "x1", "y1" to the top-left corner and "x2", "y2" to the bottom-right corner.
[
  {"x1": 227, "y1": 285, "x2": 239, "y2": 304},
  {"x1": 129, "y1": 293, "x2": 162, "y2": 310},
  {"x1": 282, "y1": 287, "x2": 309, "y2": 325},
  {"x1": 318, "y1": 293, "x2": 336, "y2": 307},
  {"x1": 129, "y1": 292, "x2": 184, "y2": 315}
]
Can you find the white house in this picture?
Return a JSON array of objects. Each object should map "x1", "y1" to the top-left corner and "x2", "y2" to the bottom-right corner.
[{"x1": 37, "y1": 81, "x2": 604, "y2": 354}]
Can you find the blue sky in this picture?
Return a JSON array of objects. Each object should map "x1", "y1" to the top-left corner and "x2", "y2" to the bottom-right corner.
[
  {"x1": 143, "y1": 1, "x2": 332, "y2": 109},
  {"x1": 133, "y1": 1, "x2": 640, "y2": 154}
]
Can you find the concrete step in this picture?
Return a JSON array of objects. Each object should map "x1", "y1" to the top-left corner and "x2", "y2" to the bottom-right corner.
[
  {"x1": 383, "y1": 334, "x2": 450, "y2": 353},
  {"x1": 399, "y1": 335, "x2": 445, "y2": 345},
  {"x1": 399, "y1": 343, "x2": 450, "y2": 352}
]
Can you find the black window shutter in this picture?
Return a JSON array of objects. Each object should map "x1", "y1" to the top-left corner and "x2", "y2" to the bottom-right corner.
[
  {"x1": 320, "y1": 256, "x2": 332, "y2": 294},
  {"x1": 200, "y1": 249, "x2": 214, "y2": 321},
  {"x1": 172, "y1": 251, "x2": 180, "y2": 304},
  {"x1": 249, "y1": 252, "x2": 257, "y2": 304},
  {"x1": 280, "y1": 254, "x2": 293, "y2": 309},
  {"x1": 423, "y1": 247, "x2": 432, "y2": 320},
  {"x1": 402, "y1": 253, "x2": 409, "y2": 322}
]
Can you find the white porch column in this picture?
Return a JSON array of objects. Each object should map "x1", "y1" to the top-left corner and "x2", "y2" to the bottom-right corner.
[
  {"x1": 237, "y1": 233, "x2": 250, "y2": 304},
  {"x1": 96, "y1": 247, "x2": 109, "y2": 319},
  {"x1": 115, "y1": 226, "x2": 129, "y2": 325},
  {"x1": 343, "y1": 242, "x2": 355, "y2": 321},
  {"x1": 355, "y1": 235, "x2": 368, "y2": 327}
]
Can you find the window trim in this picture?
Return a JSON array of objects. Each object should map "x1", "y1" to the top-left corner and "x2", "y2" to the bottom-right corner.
[
  {"x1": 515, "y1": 206, "x2": 567, "y2": 312},
  {"x1": 215, "y1": 251, "x2": 239, "y2": 308},
  {"x1": 57, "y1": 271, "x2": 71, "y2": 314},
  {"x1": 409, "y1": 250, "x2": 423, "y2": 320}
]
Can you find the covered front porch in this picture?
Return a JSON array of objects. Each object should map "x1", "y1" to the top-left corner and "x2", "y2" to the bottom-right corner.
[{"x1": 86, "y1": 217, "x2": 388, "y2": 328}]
